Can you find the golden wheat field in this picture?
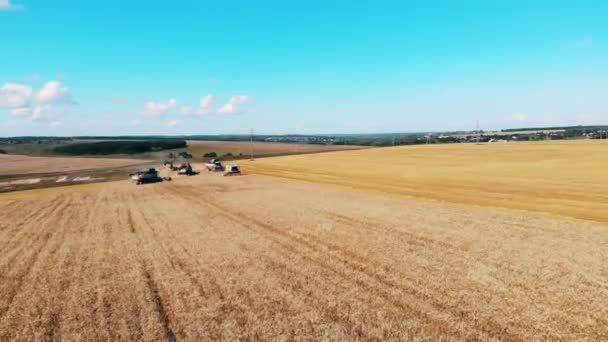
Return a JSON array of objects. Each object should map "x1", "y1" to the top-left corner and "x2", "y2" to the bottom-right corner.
[
  {"x1": 243, "y1": 139, "x2": 608, "y2": 222},
  {"x1": 1, "y1": 141, "x2": 608, "y2": 341}
]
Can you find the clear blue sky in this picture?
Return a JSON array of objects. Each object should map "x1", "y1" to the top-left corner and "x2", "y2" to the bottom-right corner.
[{"x1": 1, "y1": 0, "x2": 606, "y2": 136}]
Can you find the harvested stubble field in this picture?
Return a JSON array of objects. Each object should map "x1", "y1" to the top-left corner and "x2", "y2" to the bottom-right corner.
[
  {"x1": 243, "y1": 139, "x2": 608, "y2": 222},
  {"x1": 0, "y1": 154, "x2": 149, "y2": 176},
  {"x1": 0, "y1": 140, "x2": 369, "y2": 162},
  {"x1": 1, "y1": 168, "x2": 607, "y2": 340},
  {"x1": 152, "y1": 140, "x2": 370, "y2": 162}
]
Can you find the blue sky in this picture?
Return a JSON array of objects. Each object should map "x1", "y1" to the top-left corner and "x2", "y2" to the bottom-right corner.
[{"x1": 0, "y1": 0, "x2": 606, "y2": 135}]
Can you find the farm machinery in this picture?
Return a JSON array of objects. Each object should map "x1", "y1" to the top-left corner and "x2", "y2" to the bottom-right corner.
[
  {"x1": 164, "y1": 160, "x2": 198, "y2": 176},
  {"x1": 163, "y1": 160, "x2": 180, "y2": 171},
  {"x1": 205, "y1": 159, "x2": 225, "y2": 172},
  {"x1": 177, "y1": 163, "x2": 198, "y2": 176},
  {"x1": 130, "y1": 168, "x2": 167, "y2": 185},
  {"x1": 224, "y1": 164, "x2": 242, "y2": 176}
]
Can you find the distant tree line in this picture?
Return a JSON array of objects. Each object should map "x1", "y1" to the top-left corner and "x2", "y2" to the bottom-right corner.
[
  {"x1": 0, "y1": 137, "x2": 73, "y2": 144},
  {"x1": 54, "y1": 140, "x2": 186, "y2": 155}
]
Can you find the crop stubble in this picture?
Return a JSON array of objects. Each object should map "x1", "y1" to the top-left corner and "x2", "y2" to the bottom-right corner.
[{"x1": 0, "y1": 171, "x2": 607, "y2": 340}]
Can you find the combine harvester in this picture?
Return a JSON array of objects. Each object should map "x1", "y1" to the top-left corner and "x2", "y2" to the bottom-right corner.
[
  {"x1": 205, "y1": 159, "x2": 225, "y2": 172},
  {"x1": 177, "y1": 163, "x2": 199, "y2": 176},
  {"x1": 130, "y1": 168, "x2": 170, "y2": 185},
  {"x1": 163, "y1": 160, "x2": 180, "y2": 171},
  {"x1": 224, "y1": 164, "x2": 242, "y2": 176}
]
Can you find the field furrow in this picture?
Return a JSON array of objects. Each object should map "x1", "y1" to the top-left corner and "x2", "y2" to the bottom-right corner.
[{"x1": 1, "y1": 169, "x2": 607, "y2": 340}]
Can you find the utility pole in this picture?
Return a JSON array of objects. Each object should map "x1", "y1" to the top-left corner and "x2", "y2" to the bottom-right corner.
[{"x1": 249, "y1": 129, "x2": 254, "y2": 160}]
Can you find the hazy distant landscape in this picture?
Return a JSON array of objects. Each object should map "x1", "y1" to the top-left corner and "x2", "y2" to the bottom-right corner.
[{"x1": 2, "y1": 138, "x2": 608, "y2": 340}]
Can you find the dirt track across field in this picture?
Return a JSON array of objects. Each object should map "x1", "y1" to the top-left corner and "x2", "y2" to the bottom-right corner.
[{"x1": 1, "y1": 172, "x2": 606, "y2": 340}]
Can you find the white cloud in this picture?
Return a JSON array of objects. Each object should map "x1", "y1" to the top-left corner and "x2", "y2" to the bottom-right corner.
[
  {"x1": 198, "y1": 94, "x2": 216, "y2": 114},
  {"x1": 181, "y1": 106, "x2": 193, "y2": 115},
  {"x1": 180, "y1": 94, "x2": 218, "y2": 116},
  {"x1": 217, "y1": 95, "x2": 250, "y2": 114},
  {"x1": 1, "y1": 79, "x2": 74, "y2": 127},
  {"x1": 0, "y1": 83, "x2": 33, "y2": 108},
  {"x1": 11, "y1": 105, "x2": 53, "y2": 121},
  {"x1": 1, "y1": 81, "x2": 73, "y2": 110},
  {"x1": 34, "y1": 81, "x2": 72, "y2": 103},
  {"x1": 10, "y1": 107, "x2": 31, "y2": 117},
  {"x1": 167, "y1": 120, "x2": 178, "y2": 127},
  {"x1": 142, "y1": 98, "x2": 177, "y2": 117},
  {"x1": 578, "y1": 36, "x2": 593, "y2": 48},
  {"x1": 130, "y1": 119, "x2": 142, "y2": 127},
  {"x1": 49, "y1": 121, "x2": 63, "y2": 127},
  {"x1": 0, "y1": 0, "x2": 23, "y2": 10}
]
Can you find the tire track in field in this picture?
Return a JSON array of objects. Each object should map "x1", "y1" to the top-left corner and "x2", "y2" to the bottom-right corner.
[
  {"x1": 149, "y1": 185, "x2": 314, "y2": 339},
  {"x1": 328, "y1": 210, "x2": 540, "y2": 282},
  {"x1": 146, "y1": 186, "x2": 227, "y2": 301},
  {"x1": 172, "y1": 185, "x2": 512, "y2": 341},
  {"x1": 141, "y1": 264, "x2": 177, "y2": 342},
  {"x1": 114, "y1": 205, "x2": 146, "y2": 341},
  {"x1": 257, "y1": 253, "x2": 417, "y2": 340},
  {"x1": 91, "y1": 192, "x2": 122, "y2": 341},
  {"x1": 0, "y1": 195, "x2": 78, "y2": 341},
  {"x1": 81, "y1": 189, "x2": 171, "y2": 341},
  {"x1": 39, "y1": 196, "x2": 87, "y2": 341},
  {"x1": 0, "y1": 200, "x2": 24, "y2": 231},
  {"x1": 323, "y1": 211, "x2": 597, "y2": 338},
  {"x1": 175, "y1": 188, "x2": 442, "y2": 339},
  {"x1": 324, "y1": 211, "x2": 462, "y2": 251},
  {"x1": 0, "y1": 195, "x2": 72, "y2": 321},
  {"x1": 122, "y1": 191, "x2": 187, "y2": 341},
  {"x1": 132, "y1": 188, "x2": 230, "y2": 339},
  {"x1": 152, "y1": 185, "x2": 294, "y2": 338},
  {"x1": 54, "y1": 192, "x2": 133, "y2": 342},
  {"x1": 164, "y1": 188, "x2": 419, "y2": 329},
  {"x1": 105, "y1": 192, "x2": 158, "y2": 341},
  {"x1": 0, "y1": 194, "x2": 68, "y2": 257},
  {"x1": 220, "y1": 188, "x2": 537, "y2": 340},
  {"x1": 0, "y1": 195, "x2": 61, "y2": 230}
]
